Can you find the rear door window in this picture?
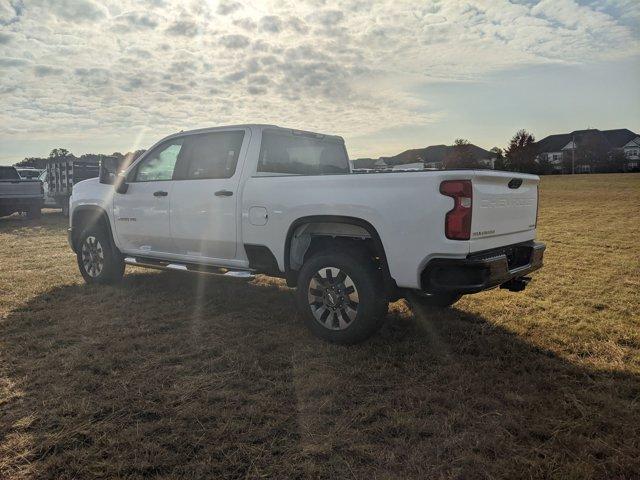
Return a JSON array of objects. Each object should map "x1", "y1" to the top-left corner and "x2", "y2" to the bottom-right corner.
[
  {"x1": 180, "y1": 131, "x2": 245, "y2": 180},
  {"x1": 257, "y1": 130, "x2": 349, "y2": 175}
]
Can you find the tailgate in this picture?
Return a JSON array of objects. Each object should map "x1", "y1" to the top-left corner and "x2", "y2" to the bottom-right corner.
[
  {"x1": 470, "y1": 171, "x2": 538, "y2": 251},
  {"x1": 0, "y1": 180, "x2": 42, "y2": 199}
]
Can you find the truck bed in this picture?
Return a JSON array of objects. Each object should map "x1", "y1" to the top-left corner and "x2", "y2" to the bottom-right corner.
[
  {"x1": 242, "y1": 169, "x2": 540, "y2": 288},
  {"x1": 0, "y1": 179, "x2": 43, "y2": 199}
]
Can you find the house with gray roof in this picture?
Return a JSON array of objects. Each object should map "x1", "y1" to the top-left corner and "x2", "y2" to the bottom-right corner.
[{"x1": 535, "y1": 128, "x2": 639, "y2": 173}]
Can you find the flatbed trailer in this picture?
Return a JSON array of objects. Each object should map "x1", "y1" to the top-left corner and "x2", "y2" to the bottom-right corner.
[{"x1": 46, "y1": 159, "x2": 100, "y2": 216}]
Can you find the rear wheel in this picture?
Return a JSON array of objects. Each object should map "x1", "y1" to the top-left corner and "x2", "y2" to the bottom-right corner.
[
  {"x1": 77, "y1": 226, "x2": 124, "y2": 284},
  {"x1": 296, "y1": 250, "x2": 388, "y2": 344}
]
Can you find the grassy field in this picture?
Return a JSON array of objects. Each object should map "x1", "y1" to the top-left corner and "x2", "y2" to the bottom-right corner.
[{"x1": 1, "y1": 173, "x2": 639, "y2": 479}]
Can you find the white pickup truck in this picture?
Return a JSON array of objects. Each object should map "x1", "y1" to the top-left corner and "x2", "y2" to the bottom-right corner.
[{"x1": 68, "y1": 125, "x2": 545, "y2": 343}]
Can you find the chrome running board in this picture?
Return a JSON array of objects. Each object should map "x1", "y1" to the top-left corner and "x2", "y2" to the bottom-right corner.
[{"x1": 124, "y1": 257, "x2": 255, "y2": 279}]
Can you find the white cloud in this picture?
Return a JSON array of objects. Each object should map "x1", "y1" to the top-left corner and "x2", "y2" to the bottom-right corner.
[
  {"x1": 165, "y1": 18, "x2": 200, "y2": 36},
  {"x1": 0, "y1": 0, "x2": 21, "y2": 25},
  {"x1": 33, "y1": 64, "x2": 65, "y2": 76},
  {"x1": 0, "y1": 57, "x2": 32, "y2": 67},
  {"x1": 220, "y1": 33, "x2": 251, "y2": 49},
  {"x1": 36, "y1": 0, "x2": 108, "y2": 22},
  {"x1": 112, "y1": 11, "x2": 161, "y2": 31},
  {"x1": 259, "y1": 15, "x2": 283, "y2": 33},
  {"x1": 0, "y1": 0, "x2": 638, "y2": 157},
  {"x1": 217, "y1": 0, "x2": 242, "y2": 16}
]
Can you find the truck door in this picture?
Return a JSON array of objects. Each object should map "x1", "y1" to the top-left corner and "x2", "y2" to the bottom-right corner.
[
  {"x1": 113, "y1": 138, "x2": 185, "y2": 255},
  {"x1": 169, "y1": 129, "x2": 249, "y2": 261}
]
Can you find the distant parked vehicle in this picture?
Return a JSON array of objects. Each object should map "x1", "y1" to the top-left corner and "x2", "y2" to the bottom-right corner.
[
  {"x1": 0, "y1": 166, "x2": 43, "y2": 219},
  {"x1": 16, "y1": 167, "x2": 44, "y2": 180},
  {"x1": 46, "y1": 158, "x2": 99, "y2": 216}
]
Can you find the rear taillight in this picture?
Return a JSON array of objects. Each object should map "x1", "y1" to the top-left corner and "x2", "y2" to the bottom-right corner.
[{"x1": 440, "y1": 180, "x2": 472, "y2": 240}]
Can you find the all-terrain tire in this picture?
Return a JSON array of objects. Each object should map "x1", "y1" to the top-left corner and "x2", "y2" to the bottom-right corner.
[
  {"x1": 410, "y1": 292, "x2": 462, "y2": 308},
  {"x1": 296, "y1": 250, "x2": 388, "y2": 344},
  {"x1": 77, "y1": 226, "x2": 125, "y2": 284}
]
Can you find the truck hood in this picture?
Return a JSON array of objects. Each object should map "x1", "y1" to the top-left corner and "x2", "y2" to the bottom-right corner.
[
  {"x1": 71, "y1": 177, "x2": 114, "y2": 210},
  {"x1": 73, "y1": 177, "x2": 101, "y2": 190}
]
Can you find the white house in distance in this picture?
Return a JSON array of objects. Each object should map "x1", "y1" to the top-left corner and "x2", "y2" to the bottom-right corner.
[
  {"x1": 535, "y1": 128, "x2": 639, "y2": 173},
  {"x1": 623, "y1": 137, "x2": 640, "y2": 170}
]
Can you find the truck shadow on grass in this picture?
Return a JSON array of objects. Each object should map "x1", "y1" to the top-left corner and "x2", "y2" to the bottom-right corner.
[{"x1": 1, "y1": 271, "x2": 638, "y2": 479}]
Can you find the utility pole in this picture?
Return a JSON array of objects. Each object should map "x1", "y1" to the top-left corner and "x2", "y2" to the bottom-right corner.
[{"x1": 572, "y1": 135, "x2": 575, "y2": 174}]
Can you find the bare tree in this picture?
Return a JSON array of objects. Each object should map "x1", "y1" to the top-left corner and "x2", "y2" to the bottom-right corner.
[
  {"x1": 578, "y1": 134, "x2": 608, "y2": 173},
  {"x1": 443, "y1": 139, "x2": 480, "y2": 169},
  {"x1": 490, "y1": 146, "x2": 510, "y2": 171},
  {"x1": 48, "y1": 148, "x2": 71, "y2": 160},
  {"x1": 120, "y1": 149, "x2": 146, "y2": 172},
  {"x1": 536, "y1": 154, "x2": 555, "y2": 175},
  {"x1": 505, "y1": 130, "x2": 537, "y2": 173},
  {"x1": 609, "y1": 149, "x2": 628, "y2": 173}
]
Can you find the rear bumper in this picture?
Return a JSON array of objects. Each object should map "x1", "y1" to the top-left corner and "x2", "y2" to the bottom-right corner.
[
  {"x1": 0, "y1": 197, "x2": 44, "y2": 207},
  {"x1": 421, "y1": 241, "x2": 545, "y2": 294}
]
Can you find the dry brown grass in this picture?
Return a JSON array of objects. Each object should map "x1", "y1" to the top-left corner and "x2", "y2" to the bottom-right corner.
[{"x1": 1, "y1": 173, "x2": 639, "y2": 479}]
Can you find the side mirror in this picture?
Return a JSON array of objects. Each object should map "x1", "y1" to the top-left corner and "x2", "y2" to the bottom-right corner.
[
  {"x1": 115, "y1": 174, "x2": 129, "y2": 194},
  {"x1": 99, "y1": 157, "x2": 118, "y2": 185}
]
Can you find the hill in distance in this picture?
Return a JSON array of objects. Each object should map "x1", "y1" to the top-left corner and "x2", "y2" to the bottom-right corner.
[{"x1": 353, "y1": 143, "x2": 494, "y2": 168}]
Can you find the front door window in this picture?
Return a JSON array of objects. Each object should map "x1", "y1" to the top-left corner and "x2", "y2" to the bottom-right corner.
[{"x1": 133, "y1": 140, "x2": 183, "y2": 182}]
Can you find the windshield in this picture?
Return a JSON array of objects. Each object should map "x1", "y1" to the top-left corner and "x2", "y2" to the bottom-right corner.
[{"x1": 17, "y1": 169, "x2": 41, "y2": 179}]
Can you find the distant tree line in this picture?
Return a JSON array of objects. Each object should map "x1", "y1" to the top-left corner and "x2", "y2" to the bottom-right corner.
[
  {"x1": 443, "y1": 130, "x2": 540, "y2": 172},
  {"x1": 441, "y1": 132, "x2": 533, "y2": 172}
]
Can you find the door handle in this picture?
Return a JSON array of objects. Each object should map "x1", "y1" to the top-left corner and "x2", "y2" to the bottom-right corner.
[
  {"x1": 214, "y1": 190, "x2": 233, "y2": 197},
  {"x1": 153, "y1": 190, "x2": 168, "y2": 197}
]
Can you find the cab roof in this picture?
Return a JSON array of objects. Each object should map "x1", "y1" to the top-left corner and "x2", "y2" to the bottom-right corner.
[{"x1": 164, "y1": 124, "x2": 345, "y2": 143}]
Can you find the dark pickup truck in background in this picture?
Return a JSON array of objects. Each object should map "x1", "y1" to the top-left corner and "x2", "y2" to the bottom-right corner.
[{"x1": 0, "y1": 166, "x2": 43, "y2": 219}]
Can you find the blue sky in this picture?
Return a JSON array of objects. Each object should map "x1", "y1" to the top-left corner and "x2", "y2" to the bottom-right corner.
[
  {"x1": 349, "y1": 56, "x2": 640, "y2": 155},
  {"x1": 0, "y1": 0, "x2": 639, "y2": 164}
]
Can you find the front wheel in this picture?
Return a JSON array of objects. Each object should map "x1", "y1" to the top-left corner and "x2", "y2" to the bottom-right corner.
[
  {"x1": 296, "y1": 250, "x2": 388, "y2": 344},
  {"x1": 77, "y1": 227, "x2": 124, "y2": 284}
]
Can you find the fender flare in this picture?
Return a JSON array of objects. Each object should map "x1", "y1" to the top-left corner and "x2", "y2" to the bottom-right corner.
[
  {"x1": 70, "y1": 205, "x2": 116, "y2": 253},
  {"x1": 283, "y1": 215, "x2": 394, "y2": 291}
]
